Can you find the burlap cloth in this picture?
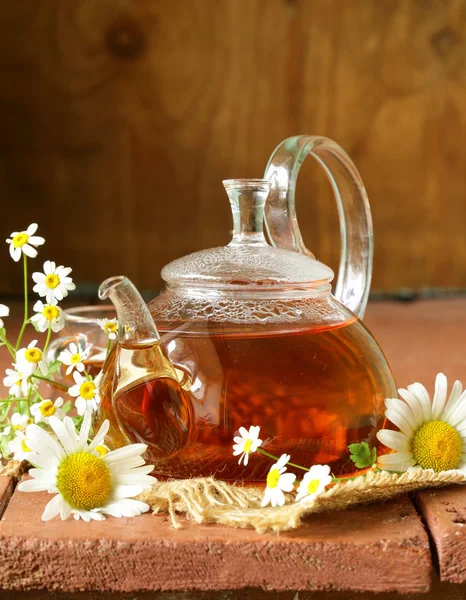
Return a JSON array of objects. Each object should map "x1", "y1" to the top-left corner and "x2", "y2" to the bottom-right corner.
[
  {"x1": 137, "y1": 469, "x2": 466, "y2": 533},
  {"x1": 3, "y1": 460, "x2": 464, "y2": 533}
]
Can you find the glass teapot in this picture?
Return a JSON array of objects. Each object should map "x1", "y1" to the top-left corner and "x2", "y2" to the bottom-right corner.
[{"x1": 97, "y1": 136, "x2": 396, "y2": 482}]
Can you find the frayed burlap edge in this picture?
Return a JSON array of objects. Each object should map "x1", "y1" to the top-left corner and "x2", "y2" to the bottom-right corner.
[
  {"x1": 138, "y1": 469, "x2": 466, "y2": 534},
  {"x1": 0, "y1": 460, "x2": 26, "y2": 479}
]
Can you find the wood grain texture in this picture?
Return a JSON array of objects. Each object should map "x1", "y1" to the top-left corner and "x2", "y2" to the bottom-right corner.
[
  {"x1": 1, "y1": 1, "x2": 466, "y2": 294},
  {"x1": 418, "y1": 486, "x2": 466, "y2": 584},
  {"x1": 0, "y1": 486, "x2": 431, "y2": 594}
]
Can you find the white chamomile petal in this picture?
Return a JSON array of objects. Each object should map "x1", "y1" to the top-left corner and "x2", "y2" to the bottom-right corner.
[
  {"x1": 407, "y1": 382, "x2": 433, "y2": 422},
  {"x1": 431, "y1": 373, "x2": 448, "y2": 420},
  {"x1": 444, "y1": 390, "x2": 466, "y2": 428},
  {"x1": 376, "y1": 429, "x2": 410, "y2": 452},
  {"x1": 397, "y1": 388, "x2": 424, "y2": 428}
]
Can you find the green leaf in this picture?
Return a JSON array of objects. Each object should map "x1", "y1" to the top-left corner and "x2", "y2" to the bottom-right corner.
[
  {"x1": 47, "y1": 360, "x2": 62, "y2": 375},
  {"x1": 348, "y1": 441, "x2": 377, "y2": 469},
  {"x1": 61, "y1": 400, "x2": 72, "y2": 414}
]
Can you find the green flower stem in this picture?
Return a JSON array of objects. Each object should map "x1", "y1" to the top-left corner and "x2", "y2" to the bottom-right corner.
[
  {"x1": 257, "y1": 448, "x2": 365, "y2": 483},
  {"x1": 0, "y1": 332, "x2": 15, "y2": 359},
  {"x1": 15, "y1": 254, "x2": 29, "y2": 351},
  {"x1": 105, "y1": 338, "x2": 111, "y2": 357},
  {"x1": 257, "y1": 448, "x2": 310, "y2": 472},
  {"x1": 31, "y1": 373, "x2": 69, "y2": 391},
  {"x1": 42, "y1": 325, "x2": 52, "y2": 355},
  {"x1": 0, "y1": 397, "x2": 30, "y2": 403}
]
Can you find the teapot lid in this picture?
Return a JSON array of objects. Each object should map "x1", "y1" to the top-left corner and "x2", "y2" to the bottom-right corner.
[{"x1": 161, "y1": 179, "x2": 334, "y2": 291}]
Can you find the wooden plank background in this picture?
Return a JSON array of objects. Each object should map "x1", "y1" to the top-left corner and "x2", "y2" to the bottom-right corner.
[{"x1": 1, "y1": 0, "x2": 466, "y2": 296}]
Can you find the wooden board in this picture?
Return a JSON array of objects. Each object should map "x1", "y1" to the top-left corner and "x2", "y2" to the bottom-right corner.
[
  {"x1": 418, "y1": 486, "x2": 466, "y2": 584},
  {"x1": 1, "y1": 1, "x2": 466, "y2": 294},
  {"x1": 0, "y1": 484, "x2": 431, "y2": 595}
]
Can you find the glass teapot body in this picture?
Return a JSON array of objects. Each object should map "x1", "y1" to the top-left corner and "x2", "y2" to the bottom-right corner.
[
  {"x1": 143, "y1": 287, "x2": 395, "y2": 480},
  {"x1": 97, "y1": 136, "x2": 397, "y2": 482}
]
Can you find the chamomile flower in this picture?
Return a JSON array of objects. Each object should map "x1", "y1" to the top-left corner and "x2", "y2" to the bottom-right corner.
[
  {"x1": 97, "y1": 318, "x2": 119, "y2": 340},
  {"x1": 18, "y1": 413, "x2": 155, "y2": 521},
  {"x1": 6, "y1": 223, "x2": 45, "y2": 262},
  {"x1": 232, "y1": 425, "x2": 262, "y2": 466},
  {"x1": 261, "y1": 454, "x2": 296, "y2": 508},
  {"x1": 3, "y1": 367, "x2": 30, "y2": 398},
  {"x1": 31, "y1": 397, "x2": 65, "y2": 424},
  {"x1": 68, "y1": 371, "x2": 100, "y2": 416},
  {"x1": 0, "y1": 303, "x2": 9, "y2": 329},
  {"x1": 31, "y1": 300, "x2": 65, "y2": 333},
  {"x1": 11, "y1": 413, "x2": 33, "y2": 432},
  {"x1": 32, "y1": 261, "x2": 76, "y2": 304},
  {"x1": 377, "y1": 373, "x2": 466, "y2": 473},
  {"x1": 8, "y1": 430, "x2": 33, "y2": 461},
  {"x1": 59, "y1": 342, "x2": 90, "y2": 376},
  {"x1": 16, "y1": 340, "x2": 48, "y2": 376},
  {"x1": 295, "y1": 464, "x2": 332, "y2": 503}
]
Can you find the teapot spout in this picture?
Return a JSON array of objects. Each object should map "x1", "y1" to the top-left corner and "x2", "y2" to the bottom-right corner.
[{"x1": 98, "y1": 275, "x2": 160, "y2": 344}]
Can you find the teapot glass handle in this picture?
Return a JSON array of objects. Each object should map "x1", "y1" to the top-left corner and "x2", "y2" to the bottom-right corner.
[{"x1": 264, "y1": 135, "x2": 373, "y2": 319}]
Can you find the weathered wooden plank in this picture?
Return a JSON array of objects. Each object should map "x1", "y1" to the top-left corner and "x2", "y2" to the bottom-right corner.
[
  {"x1": 0, "y1": 488, "x2": 431, "y2": 595},
  {"x1": 2, "y1": 1, "x2": 466, "y2": 294},
  {"x1": 0, "y1": 477, "x2": 14, "y2": 519},
  {"x1": 418, "y1": 485, "x2": 466, "y2": 584}
]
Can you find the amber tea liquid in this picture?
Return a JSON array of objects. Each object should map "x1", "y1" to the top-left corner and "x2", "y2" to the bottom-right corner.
[{"x1": 99, "y1": 317, "x2": 396, "y2": 482}]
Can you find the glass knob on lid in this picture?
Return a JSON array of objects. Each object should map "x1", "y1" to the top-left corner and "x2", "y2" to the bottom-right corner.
[{"x1": 161, "y1": 178, "x2": 334, "y2": 291}]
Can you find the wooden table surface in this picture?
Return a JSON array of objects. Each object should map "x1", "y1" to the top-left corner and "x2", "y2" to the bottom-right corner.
[{"x1": 1, "y1": 297, "x2": 466, "y2": 599}]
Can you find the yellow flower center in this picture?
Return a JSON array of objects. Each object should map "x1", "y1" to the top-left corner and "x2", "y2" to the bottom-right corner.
[
  {"x1": 412, "y1": 420, "x2": 463, "y2": 472},
  {"x1": 45, "y1": 274, "x2": 60, "y2": 289},
  {"x1": 266, "y1": 468, "x2": 280, "y2": 489},
  {"x1": 104, "y1": 322, "x2": 118, "y2": 334},
  {"x1": 39, "y1": 400, "x2": 56, "y2": 417},
  {"x1": 21, "y1": 439, "x2": 31, "y2": 453},
  {"x1": 307, "y1": 479, "x2": 320, "y2": 495},
  {"x1": 25, "y1": 348, "x2": 42, "y2": 363},
  {"x1": 12, "y1": 233, "x2": 29, "y2": 248},
  {"x1": 95, "y1": 445, "x2": 108, "y2": 458},
  {"x1": 70, "y1": 353, "x2": 82, "y2": 364},
  {"x1": 13, "y1": 418, "x2": 32, "y2": 431},
  {"x1": 79, "y1": 381, "x2": 96, "y2": 401},
  {"x1": 56, "y1": 452, "x2": 112, "y2": 511},
  {"x1": 243, "y1": 438, "x2": 253, "y2": 453},
  {"x1": 43, "y1": 305, "x2": 60, "y2": 321}
]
